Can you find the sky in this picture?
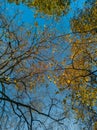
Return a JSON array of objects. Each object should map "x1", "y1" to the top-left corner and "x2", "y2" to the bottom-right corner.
[{"x1": 1, "y1": 0, "x2": 89, "y2": 130}]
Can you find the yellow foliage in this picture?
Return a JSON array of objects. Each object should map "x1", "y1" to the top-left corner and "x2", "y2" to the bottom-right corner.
[
  {"x1": 93, "y1": 122, "x2": 97, "y2": 130},
  {"x1": 31, "y1": 0, "x2": 70, "y2": 16},
  {"x1": 6, "y1": 77, "x2": 10, "y2": 81},
  {"x1": 71, "y1": 1, "x2": 97, "y2": 33},
  {"x1": 14, "y1": 80, "x2": 17, "y2": 83},
  {"x1": 67, "y1": 80, "x2": 71, "y2": 84},
  {"x1": 58, "y1": 2, "x2": 97, "y2": 117},
  {"x1": 34, "y1": 22, "x2": 38, "y2": 27},
  {"x1": 8, "y1": 0, "x2": 70, "y2": 16}
]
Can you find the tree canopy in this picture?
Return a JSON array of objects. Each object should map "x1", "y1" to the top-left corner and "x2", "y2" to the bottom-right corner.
[
  {"x1": 58, "y1": 0, "x2": 97, "y2": 128},
  {"x1": 1, "y1": 0, "x2": 97, "y2": 129},
  {"x1": 71, "y1": 0, "x2": 97, "y2": 33},
  {"x1": 0, "y1": 3, "x2": 68, "y2": 129},
  {"x1": 8, "y1": 0, "x2": 70, "y2": 16}
]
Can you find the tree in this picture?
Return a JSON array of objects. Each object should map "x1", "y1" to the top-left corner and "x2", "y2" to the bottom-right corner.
[
  {"x1": 0, "y1": 3, "x2": 69, "y2": 129},
  {"x1": 71, "y1": 0, "x2": 97, "y2": 34},
  {"x1": 8, "y1": 0, "x2": 70, "y2": 16},
  {"x1": 57, "y1": 0, "x2": 97, "y2": 129},
  {"x1": 1, "y1": 0, "x2": 97, "y2": 129}
]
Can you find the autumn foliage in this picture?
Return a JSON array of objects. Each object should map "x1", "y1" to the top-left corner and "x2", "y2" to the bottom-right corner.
[{"x1": 0, "y1": 0, "x2": 97, "y2": 129}]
